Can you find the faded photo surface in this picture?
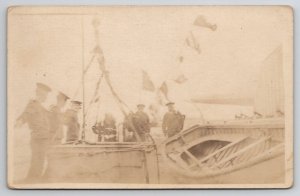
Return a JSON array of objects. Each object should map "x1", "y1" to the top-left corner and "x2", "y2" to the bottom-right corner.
[{"x1": 7, "y1": 6, "x2": 293, "y2": 189}]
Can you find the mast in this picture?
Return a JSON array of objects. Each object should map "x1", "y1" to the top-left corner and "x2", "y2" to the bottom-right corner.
[{"x1": 81, "y1": 16, "x2": 86, "y2": 141}]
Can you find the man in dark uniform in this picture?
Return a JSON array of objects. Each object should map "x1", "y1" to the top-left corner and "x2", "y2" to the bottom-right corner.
[
  {"x1": 48, "y1": 91, "x2": 70, "y2": 144},
  {"x1": 64, "y1": 100, "x2": 82, "y2": 142},
  {"x1": 92, "y1": 113, "x2": 117, "y2": 142},
  {"x1": 133, "y1": 104, "x2": 150, "y2": 142},
  {"x1": 162, "y1": 102, "x2": 185, "y2": 138},
  {"x1": 15, "y1": 82, "x2": 52, "y2": 181},
  {"x1": 102, "y1": 113, "x2": 117, "y2": 142}
]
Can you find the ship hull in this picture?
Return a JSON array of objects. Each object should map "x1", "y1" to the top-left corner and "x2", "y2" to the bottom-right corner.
[{"x1": 45, "y1": 142, "x2": 160, "y2": 184}]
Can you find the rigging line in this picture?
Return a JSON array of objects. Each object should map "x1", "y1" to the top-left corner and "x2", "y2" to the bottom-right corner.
[
  {"x1": 108, "y1": 82, "x2": 131, "y2": 113},
  {"x1": 100, "y1": 63, "x2": 131, "y2": 112},
  {"x1": 92, "y1": 17, "x2": 131, "y2": 116},
  {"x1": 88, "y1": 78, "x2": 103, "y2": 124},
  {"x1": 95, "y1": 93, "x2": 102, "y2": 124},
  {"x1": 84, "y1": 73, "x2": 104, "y2": 117},
  {"x1": 83, "y1": 54, "x2": 96, "y2": 74}
]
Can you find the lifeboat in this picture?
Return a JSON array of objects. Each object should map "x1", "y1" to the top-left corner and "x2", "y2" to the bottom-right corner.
[
  {"x1": 161, "y1": 119, "x2": 284, "y2": 178},
  {"x1": 46, "y1": 141, "x2": 160, "y2": 184}
]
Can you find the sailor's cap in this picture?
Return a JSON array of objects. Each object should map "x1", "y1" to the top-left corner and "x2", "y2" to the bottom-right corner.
[
  {"x1": 57, "y1": 91, "x2": 70, "y2": 100},
  {"x1": 137, "y1": 104, "x2": 145, "y2": 108},
  {"x1": 36, "y1": 83, "x2": 51, "y2": 92},
  {"x1": 165, "y1": 102, "x2": 175, "y2": 106}
]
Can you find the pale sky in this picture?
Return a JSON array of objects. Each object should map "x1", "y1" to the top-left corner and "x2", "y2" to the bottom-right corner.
[{"x1": 8, "y1": 6, "x2": 292, "y2": 122}]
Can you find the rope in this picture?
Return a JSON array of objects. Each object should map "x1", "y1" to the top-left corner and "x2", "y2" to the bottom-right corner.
[
  {"x1": 77, "y1": 17, "x2": 134, "y2": 143},
  {"x1": 84, "y1": 74, "x2": 104, "y2": 117},
  {"x1": 101, "y1": 67, "x2": 132, "y2": 114},
  {"x1": 83, "y1": 54, "x2": 96, "y2": 74}
]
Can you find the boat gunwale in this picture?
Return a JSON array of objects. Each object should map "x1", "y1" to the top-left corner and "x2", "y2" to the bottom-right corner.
[{"x1": 50, "y1": 142, "x2": 155, "y2": 148}]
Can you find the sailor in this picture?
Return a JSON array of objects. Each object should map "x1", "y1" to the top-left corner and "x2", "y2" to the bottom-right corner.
[
  {"x1": 64, "y1": 101, "x2": 82, "y2": 142},
  {"x1": 103, "y1": 113, "x2": 117, "y2": 130},
  {"x1": 15, "y1": 82, "x2": 52, "y2": 181},
  {"x1": 92, "y1": 113, "x2": 117, "y2": 142},
  {"x1": 48, "y1": 91, "x2": 70, "y2": 144},
  {"x1": 103, "y1": 113, "x2": 117, "y2": 142},
  {"x1": 133, "y1": 104, "x2": 150, "y2": 142},
  {"x1": 92, "y1": 121, "x2": 104, "y2": 142},
  {"x1": 162, "y1": 102, "x2": 185, "y2": 138},
  {"x1": 122, "y1": 112, "x2": 136, "y2": 142}
]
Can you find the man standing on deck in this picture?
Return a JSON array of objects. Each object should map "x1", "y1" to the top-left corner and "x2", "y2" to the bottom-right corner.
[
  {"x1": 162, "y1": 102, "x2": 185, "y2": 138},
  {"x1": 15, "y1": 83, "x2": 52, "y2": 182},
  {"x1": 64, "y1": 101, "x2": 82, "y2": 142},
  {"x1": 48, "y1": 91, "x2": 70, "y2": 144},
  {"x1": 133, "y1": 104, "x2": 150, "y2": 142}
]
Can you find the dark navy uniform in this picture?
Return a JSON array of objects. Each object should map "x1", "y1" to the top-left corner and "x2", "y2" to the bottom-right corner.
[
  {"x1": 18, "y1": 99, "x2": 50, "y2": 180},
  {"x1": 162, "y1": 102, "x2": 185, "y2": 138},
  {"x1": 64, "y1": 109, "x2": 80, "y2": 142},
  {"x1": 92, "y1": 114, "x2": 117, "y2": 142},
  {"x1": 134, "y1": 111, "x2": 150, "y2": 141},
  {"x1": 48, "y1": 92, "x2": 69, "y2": 144},
  {"x1": 16, "y1": 83, "x2": 52, "y2": 181},
  {"x1": 132, "y1": 104, "x2": 150, "y2": 142},
  {"x1": 162, "y1": 110, "x2": 185, "y2": 137},
  {"x1": 48, "y1": 105, "x2": 65, "y2": 144}
]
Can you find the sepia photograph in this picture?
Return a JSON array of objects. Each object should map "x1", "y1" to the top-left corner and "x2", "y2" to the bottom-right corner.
[{"x1": 7, "y1": 6, "x2": 293, "y2": 189}]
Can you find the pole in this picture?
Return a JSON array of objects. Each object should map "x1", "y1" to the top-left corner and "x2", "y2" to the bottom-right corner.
[
  {"x1": 81, "y1": 16, "x2": 86, "y2": 141},
  {"x1": 139, "y1": 69, "x2": 143, "y2": 104}
]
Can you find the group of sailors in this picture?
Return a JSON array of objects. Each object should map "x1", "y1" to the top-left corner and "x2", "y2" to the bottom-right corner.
[
  {"x1": 15, "y1": 83, "x2": 82, "y2": 181},
  {"x1": 126, "y1": 102, "x2": 185, "y2": 141},
  {"x1": 92, "y1": 101, "x2": 186, "y2": 142},
  {"x1": 14, "y1": 82, "x2": 186, "y2": 182}
]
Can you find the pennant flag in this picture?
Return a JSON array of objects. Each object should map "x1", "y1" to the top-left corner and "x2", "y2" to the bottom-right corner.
[
  {"x1": 156, "y1": 91, "x2": 164, "y2": 106},
  {"x1": 142, "y1": 70, "x2": 155, "y2": 91},
  {"x1": 185, "y1": 32, "x2": 201, "y2": 54},
  {"x1": 174, "y1": 74, "x2": 188, "y2": 84},
  {"x1": 94, "y1": 96, "x2": 100, "y2": 103},
  {"x1": 193, "y1": 15, "x2": 217, "y2": 31},
  {"x1": 178, "y1": 56, "x2": 184, "y2": 63},
  {"x1": 159, "y1": 81, "x2": 169, "y2": 100}
]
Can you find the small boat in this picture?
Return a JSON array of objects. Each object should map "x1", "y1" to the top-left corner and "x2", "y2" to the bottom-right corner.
[
  {"x1": 161, "y1": 119, "x2": 284, "y2": 178},
  {"x1": 46, "y1": 142, "x2": 160, "y2": 184}
]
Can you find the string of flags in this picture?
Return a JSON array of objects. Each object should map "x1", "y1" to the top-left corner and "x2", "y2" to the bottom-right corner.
[
  {"x1": 185, "y1": 31, "x2": 201, "y2": 54},
  {"x1": 180, "y1": 15, "x2": 217, "y2": 62},
  {"x1": 141, "y1": 15, "x2": 217, "y2": 105}
]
